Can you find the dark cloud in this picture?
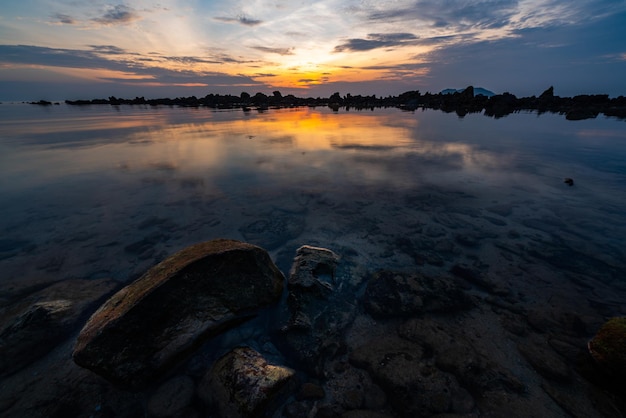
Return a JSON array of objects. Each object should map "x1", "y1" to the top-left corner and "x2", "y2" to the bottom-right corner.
[
  {"x1": 250, "y1": 46, "x2": 294, "y2": 55},
  {"x1": 214, "y1": 15, "x2": 263, "y2": 26},
  {"x1": 0, "y1": 44, "x2": 122, "y2": 69},
  {"x1": 0, "y1": 44, "x2": 263, "y2": 90},
  {"x1": 334, "y1": 33, "x2": 418, "y2": 52},
  {"x1": 419, "y1": 10, "x2": 626, "y2": 96},
  {"x1": 89, "y1": 45, "x2": 129, "y2": 55},
  {"x1": 368, "y1": 0, "x2": 518, "y2": 30},
  {"x1": 255, "y1": 73, "x2": 278, "y2": 77},
  {"x1": 51, "y1": 13, "x2": 76, "y2": 25},
  {"x1": 206, "y1": 52, "x2": 256, "y2": 64},
  {"x1": 163, "y1": 56, "x2": 224, "y2": 65},
  {"x1": 92, "y1": 4, "x2": 141, "y2": 25}
]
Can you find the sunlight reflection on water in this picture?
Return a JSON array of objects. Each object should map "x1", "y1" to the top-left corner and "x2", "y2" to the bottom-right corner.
[{"x1": 0, "y1": 104, "x2": 625, "y2": 285}]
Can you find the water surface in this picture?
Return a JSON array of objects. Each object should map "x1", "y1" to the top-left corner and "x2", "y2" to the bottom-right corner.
[
  {"x1": 2, "y1": 103, "x2": 626, "y2": 415},
  {"x1": 1, "y1": 104, "x2": 625, "y2": 293}
]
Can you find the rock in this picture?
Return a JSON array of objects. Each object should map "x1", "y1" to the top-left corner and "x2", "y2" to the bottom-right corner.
[
  {"x1": 363, "y1": 271, "x2": 473, "y2": 318},
  {"x1": 588, "y1": 317, "x2": 626, "y2": 378},
  {"x1": 288, "y1": 245, "x2": 339, "y2": 290},
  {"x1": 517, "y1": 336, "x2": 572, "y2": 383},
  {"x1": 323, "y1": 364, "x2": 387, "y2": 411},
  {"x1": 239, "y1": 211, "x2": 305, "y2": 250},
  {"x1": 399, "y1": 317, "x2": 525, "y2": 395},
  {"x1": 277, "y1": 245, "x2": 356, "y2": 375},
  {"x1": 526, "y1": 306, "x2": 589, "y2": 336},
  {"x1": 296, "y1": 382, "x2": 325, "y2": 401},
  {"x1": 198, "y1": 347, "x2": 295, "y2": 418},
  {"x1": 450, "y1": 264, "x2": 496, "y2": 292},
  {"x1": 541, "y1": 381, "x2": 610, "y2": 418},
  {"x1": 350, "y1": 336, "x2": 466, "y2": 416},
  {"x1": 73, "y1": 239, "x2": 284, "y2": 390},
  {"x1": 341, "y1": 411, "x2": 395, "y2": 418},
  {"x1": 147, "y1": 375, "x2": 195, "y2": 417},
  {"x1": 0, "y1": 278, "x2": 117, "y2": 376},
  {"x1": 564, "y1": 178, "x2": 574, "y2": 186}
]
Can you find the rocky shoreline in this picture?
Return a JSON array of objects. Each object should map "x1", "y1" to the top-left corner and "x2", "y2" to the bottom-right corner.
[
  {"x1": 1, "y1": 238, "x2": 625, "y2": 417},
  {"x1": 29, "y1": 85, "x2": 626, "y2": 121}
]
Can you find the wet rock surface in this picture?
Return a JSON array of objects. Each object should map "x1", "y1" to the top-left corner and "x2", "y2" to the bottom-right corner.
[
  {"x1": 363, "y1": 270, "x2": 473, "y2": 317},
  {"x1": 0, "y1": 278, "x2": 117, "y2": 376},
  {"x1": 276, "y1": 245, "x2": 358, "y2": 375},
  {"x1": 198, "y1": 346, "x2": 295, "y2": 418},
  {"x1": 73, "y1": 239, "x2": 284, "y2": 390},
  {"x1": 1, "y1": 235, "x2": 626, "y2": 417}
]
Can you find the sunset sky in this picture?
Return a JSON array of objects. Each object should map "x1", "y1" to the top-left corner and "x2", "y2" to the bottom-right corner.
[{"x1": 1, "y1": 1, "x2": 625, "y2": 101}]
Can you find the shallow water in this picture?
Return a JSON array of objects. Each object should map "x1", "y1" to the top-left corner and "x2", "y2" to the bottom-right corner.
[
  {"x1": 1, "y1": 104, "x2": 625, "y2": 285},
  {"x1": 2, "y1": 103, "x2": 626, "y2": 416}
]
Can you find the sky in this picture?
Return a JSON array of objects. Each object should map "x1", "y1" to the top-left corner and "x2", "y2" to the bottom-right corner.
[{"x1": 1, "y1": 0, "x2": 625, "y2": 101}]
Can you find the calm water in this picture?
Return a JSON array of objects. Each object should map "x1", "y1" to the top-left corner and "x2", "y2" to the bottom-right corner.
[{"x1": 1, "y1": 104, "x2": 625, "y2": 297}]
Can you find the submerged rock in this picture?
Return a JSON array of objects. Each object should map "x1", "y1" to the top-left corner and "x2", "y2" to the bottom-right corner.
[
  {"x1": 588, "y1": 316, "x2": 626, "y2": 378},
  {"x1": 363, "y1": 270, "x2": 473, "y2": 317},
  {"x1": 198, "y1": 346, "x2": 295, "y2": 418},
  {"x1": 0, "y1": 278, "x2": 117, "y2": 376},
  {"x1": 349, "y1": 336, "x2": 471, "y2": 416},
  {"x1": 518, "y1": 336, "x2": 572, "y2": 383},
  {"x1": 147, "y1": 375, "x2": 196, "y2": 417},
  {"x1": 277, "y1": 245, "x2": 357, "y2": 375},
  {"x1": 73, "y1": 239, "x2": 284, "y2": 390}
]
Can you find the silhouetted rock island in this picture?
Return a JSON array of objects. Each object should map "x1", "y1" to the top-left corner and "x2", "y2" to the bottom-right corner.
[{"x1": 59, "y1": 85, "x2": 626, "y2": 120}]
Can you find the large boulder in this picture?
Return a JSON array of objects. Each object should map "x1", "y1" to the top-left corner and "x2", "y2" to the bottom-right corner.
[
  {"x1": 73, "y1": 239, "x2": 284, "y2": 390},
  {"x1": 198, "y1": 346, "x2": 295, "y2": 418},
  {"x1": 0, "y1": 278, "x2": 117, "y2": 376}
]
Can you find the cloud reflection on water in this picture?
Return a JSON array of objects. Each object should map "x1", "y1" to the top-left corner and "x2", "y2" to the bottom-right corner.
[{"x1": 0, "y1": 106, "x2": 511, "y2": 195}]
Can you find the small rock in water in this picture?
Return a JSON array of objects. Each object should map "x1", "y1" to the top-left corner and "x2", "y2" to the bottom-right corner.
[
  {"x1": 198, "y1": 346, "x2": 295, "y2": 418},
  {"x1": 564, "y1": 178, "x2": 574, "y2": 186}
]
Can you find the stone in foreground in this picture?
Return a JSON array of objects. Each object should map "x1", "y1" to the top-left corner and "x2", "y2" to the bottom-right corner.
[
  {"x1": 588, "y1": 316, "x2": 626, "y2": 378},
  {"x1": 199, "y1": 346, "x2": 295, "y2": 418},
  {"x1": 72, "y1": 239, "x2": 284, "y2": 390},
  {"x1": 0, "y1": 278, "x2": 117, "y2": 376}
]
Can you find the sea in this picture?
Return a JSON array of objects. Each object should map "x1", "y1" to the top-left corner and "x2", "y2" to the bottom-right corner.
[
  {"x1": 1, "y1": 103, "x2": 625, "y2": 282},
  {"x1": 1, "y1": 102, "x2": 626, "y2": 415}
]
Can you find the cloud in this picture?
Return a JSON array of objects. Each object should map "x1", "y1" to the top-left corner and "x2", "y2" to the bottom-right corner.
[
  {"x1": 334, "y1": 33, "x2": 418, "y2": 52},
  {"x1": 0, "y1": 44, "x2": 263, "y2": 89},
  {"x1": 250, "y1": 46, "x2": 294, "y2": 55},
  {"x1": 0, "y1": 45, "x2": 123, "y2": 69},
  {"x1": 89, "y1": 45, "x2": 129, "y2": 55},
  {"x1": 92, "y1": 4, "x2": 141, "y2": 25},
  {"x1": 214, "y1": 15, "x2": 263, "y2": 26},
  {"x1": 163, "y1": 56, "x2": 224, "y2": 65},
  {"x1": 415, "y1": 11, "x2": 626, "y2": 96},
  {"x1": 367, "y1": 0, "x2": 518, "y2": 30},
  {"x1": 51, "y1": 13, "x2": 76, "y2": 25}
]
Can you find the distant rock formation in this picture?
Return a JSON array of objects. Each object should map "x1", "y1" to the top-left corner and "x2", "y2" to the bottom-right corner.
[
  {"x1": 441, "y1": 87, "x2": 496, "y2": 97},
  {"x1": 72, "y1": 239, "x2": 284, "y2": 390},
  {"x1": 63, "y1": 86, "x2": 626, "y2": 120}
]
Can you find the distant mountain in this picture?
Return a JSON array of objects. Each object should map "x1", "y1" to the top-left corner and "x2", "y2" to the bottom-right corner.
[{"x1": 441, "y1": 87, "x2": 496, "y2": 97}]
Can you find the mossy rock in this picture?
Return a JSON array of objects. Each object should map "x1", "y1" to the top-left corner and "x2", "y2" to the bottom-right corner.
[{"x1": 588, "y1": 317, "x2": 626, "y2": 377}]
